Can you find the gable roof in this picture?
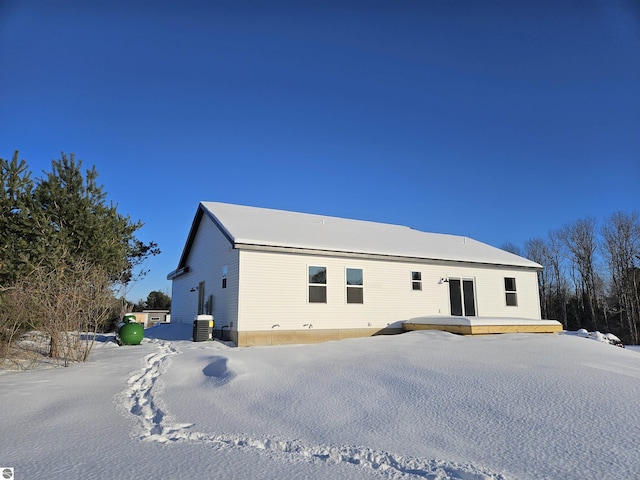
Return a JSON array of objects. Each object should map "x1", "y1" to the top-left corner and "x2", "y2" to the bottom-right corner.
[{"x1": 169, "y1": 202, "x2": 541, "y2": 278}]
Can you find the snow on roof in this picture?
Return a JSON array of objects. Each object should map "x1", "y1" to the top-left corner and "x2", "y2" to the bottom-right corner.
[{"x1": 199, "y1": 202, "x2": 541, "y2": 269}]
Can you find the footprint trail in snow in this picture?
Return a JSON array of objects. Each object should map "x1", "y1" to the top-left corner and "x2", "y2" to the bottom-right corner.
[{"x1": 120, "y1": 339, "x2": 506, "y2": 480}]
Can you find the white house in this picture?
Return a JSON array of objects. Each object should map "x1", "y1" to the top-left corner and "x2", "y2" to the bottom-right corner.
[{"x1": 168, "y1": 202, "x2": 560, "y2": 346}]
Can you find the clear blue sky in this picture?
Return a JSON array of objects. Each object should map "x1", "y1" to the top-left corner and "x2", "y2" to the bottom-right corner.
[{"x1": 2, "y1": 1, "x2": 639, "y2": 302}]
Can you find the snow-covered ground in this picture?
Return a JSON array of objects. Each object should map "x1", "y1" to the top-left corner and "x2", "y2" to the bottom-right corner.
[{"x1": 2, "y1": 325, "x2": 640, "y2": 480}]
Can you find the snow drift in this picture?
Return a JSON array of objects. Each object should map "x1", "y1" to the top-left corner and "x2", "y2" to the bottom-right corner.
[{"x1": 1, "y1": 325, "x2": 639, "y2": 480}]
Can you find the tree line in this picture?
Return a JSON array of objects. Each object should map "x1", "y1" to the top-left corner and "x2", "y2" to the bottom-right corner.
[
  {"x1": 132, "y1": 290, "x2": 172, "y2": 311},
  {"x1": 0, "y1": 151, "x2": 160, "y2": 366},
  {"x1": 504, "y1": 212, "x2": 640, "y2": 344}
]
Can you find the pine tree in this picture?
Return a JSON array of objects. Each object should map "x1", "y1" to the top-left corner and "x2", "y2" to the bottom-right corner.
[
  {"x1": 0, "y1": 152, "x2": 160, "y2": 286},
  {"x1": 1, "y1": 151, "x2": 160, "y2": 361},
  {"x1": 0, "y1": 152, "x2": 45, "y2": 284}
]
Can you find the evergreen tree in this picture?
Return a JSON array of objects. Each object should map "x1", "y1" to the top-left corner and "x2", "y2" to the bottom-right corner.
[
  {"x1": 145, "y1": 290, "x2": 172, "y2": 310},
  {"x1": 0, "y1": 152, "x2": 45, "y2": 284},
  {"x1": 1, "y1": 151, "x2": 160, "y2": 361},
  {"x1": 1, "y1": 151, "x2": 159, "y2": 287}
]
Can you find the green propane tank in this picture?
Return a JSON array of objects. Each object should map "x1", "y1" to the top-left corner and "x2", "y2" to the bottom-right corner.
[{"x1": 117, "y1": 315, "x2": 144, "y2": 345}]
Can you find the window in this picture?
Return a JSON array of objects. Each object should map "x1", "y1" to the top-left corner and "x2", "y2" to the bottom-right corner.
[
  {"x1": 411, "y1": 271, "x2": 422, "y2": 291},
  {"x1": 308, "y1": 266, "x2": 327, "y2": 303},
  {"x1": 222, "y1": 265, "x2": 228, "y2": 289},
  {"x1": 505, "y1": 277, "x2": 517, "y2": 306},
  {"x1": 346, "y1": 268, "x2": 363, "y2": 304}
]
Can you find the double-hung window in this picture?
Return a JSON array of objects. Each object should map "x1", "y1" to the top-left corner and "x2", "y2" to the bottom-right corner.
[
  {"x1": 505, "y1": 277, "x2": 518, "y2": 306},
  {"x1": 412, "y1": 271, "x2": 422, "y2": 291},
  {"x1": 309, "y1": 266, "x2": 327, "y2": 303},
  {"x1": 346, "y1": 268, "x2": 363, "y2": 304}
]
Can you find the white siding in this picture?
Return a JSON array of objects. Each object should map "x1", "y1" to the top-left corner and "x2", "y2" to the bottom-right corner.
[
  {"x1": 472, "y1": 268, "x2": 541, "y2": 318},
  {"x1": 171, "y1": 216, "x2": 239, "y2": 329},
  {"x1": 170, "y1": 278, "x2": 198, "y2": 325},
  {"x1": 236, "y1": 250, "x2": 541, "y2": 332}
]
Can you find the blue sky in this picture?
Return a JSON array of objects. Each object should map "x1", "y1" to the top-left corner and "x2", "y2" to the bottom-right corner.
[{"x1": 1, "y1": 1, "x2": 639, "y2": 302}]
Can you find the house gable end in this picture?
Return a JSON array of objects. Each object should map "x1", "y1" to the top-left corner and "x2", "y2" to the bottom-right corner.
[{"x1": 167, "y1": 203, "x2": 235, "y2": 280}]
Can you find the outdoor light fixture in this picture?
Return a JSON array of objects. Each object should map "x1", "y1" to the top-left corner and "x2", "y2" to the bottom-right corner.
[
  {"x1": 189, "y1": 287, "x2": 197, "y2": 292},
  {"x1": 439, "y1": 278, "x2": 449, "y2": 284}
]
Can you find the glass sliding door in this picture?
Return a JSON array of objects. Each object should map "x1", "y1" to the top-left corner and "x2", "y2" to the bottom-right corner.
[
  {"x1": 449, "y1": 278, "x2": 476, "y2": 316},
  {"x1": 462, "y1": 279, "x2": 476, "y2": 316},
  {"x1": 449, "y1": 279, "x2": 463, "y2": 316}
]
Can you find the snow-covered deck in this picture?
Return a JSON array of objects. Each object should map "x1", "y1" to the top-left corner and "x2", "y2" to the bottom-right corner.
[{"x1": 403, "y1": 316, "x2": 563, "y2": 335}]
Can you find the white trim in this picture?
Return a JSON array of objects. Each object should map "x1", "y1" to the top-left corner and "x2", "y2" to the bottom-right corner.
[{"x1": 345, "y1": 267, "x2": 364, "y2": 305}]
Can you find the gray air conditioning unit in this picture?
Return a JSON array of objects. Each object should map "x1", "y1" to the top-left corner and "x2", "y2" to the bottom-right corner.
[{"x1": 193, "y1": 314, "x2": 214, "y2": 342}]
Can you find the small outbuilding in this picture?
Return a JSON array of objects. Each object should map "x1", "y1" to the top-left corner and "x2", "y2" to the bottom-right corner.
[
  {"x1": 168, "y1": 202, "x2": 560, "y2": 346},
  {"x1": 123, "y1": 310, "x2": 170, "y2": 328}
]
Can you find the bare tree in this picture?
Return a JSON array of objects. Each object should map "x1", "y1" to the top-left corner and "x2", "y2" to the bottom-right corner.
[
  {"x1": 524, "y1": 237, "x2": 551, "y2": 320},
  {"x1": 601, "y1": 211, "x2": 640, "y2": 344},
  {"x1": 46, "y1": 260, "x2": 116, "y2": 365},
  {"x1": 0, "y1": 282, "x2": 40, "y2": 365},
  {"x1": 547, "y1": 229, "x2": 569, "y2": 327},
  {"x1": 516, "y1": 211, "x2": 639, "y2": 342},
  {"x1": 1, "y1": 258, "x2": 117, "y2": 367},
  {"x1": 558, "y1": 218, "x2": 601, "y2": 330},
  {"x1": 501, "y1": 242, "x2": 523, "y2": 257}
]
